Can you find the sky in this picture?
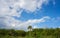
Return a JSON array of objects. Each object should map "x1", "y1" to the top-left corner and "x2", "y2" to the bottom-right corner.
[{"x1": 0, "y1": 0, "x2": 60, "y2": 30}]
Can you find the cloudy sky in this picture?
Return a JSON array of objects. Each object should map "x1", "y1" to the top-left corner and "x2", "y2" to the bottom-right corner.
[{"x1": 0, "y1": 0, "x2": 60, "y2": 30}]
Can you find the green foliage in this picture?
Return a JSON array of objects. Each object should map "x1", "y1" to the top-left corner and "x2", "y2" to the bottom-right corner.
[
  {"x1": 0, "y1": 28, "x2": 60, "y2": 38},
  {"x1": 0, "y1": 29, "x2": 26, "y2": 37},
  {"x1": 28, "y1": 26, "x2": 32, "y2": 38},
  {"x1": 28, "y1": 26, "x2": 32, "y2": 29},
  {"x1": 15, "y1": 30, "x2": 26, "y2": 36}
]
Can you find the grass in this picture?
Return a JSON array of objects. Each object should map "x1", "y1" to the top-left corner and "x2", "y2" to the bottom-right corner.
[{"x1": 0, "y1": 35, "x2": 59, "y2": 38}]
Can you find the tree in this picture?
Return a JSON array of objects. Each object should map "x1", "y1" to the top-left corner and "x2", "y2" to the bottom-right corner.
[
  {"x1": 28, "y1": 25, "x2": 32, "y2": 31},
  {"x1": 28, "y1": 25, "x2": 32, "y2": 38}
]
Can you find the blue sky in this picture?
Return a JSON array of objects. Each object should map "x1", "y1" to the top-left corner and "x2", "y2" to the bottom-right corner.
[{"x1": 0, "y1": 0, "x2": 60, "y2": 30}]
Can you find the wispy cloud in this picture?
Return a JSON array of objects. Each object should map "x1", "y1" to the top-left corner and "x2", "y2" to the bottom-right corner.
[{"x1": 0, "y1": 16, "x2": 50, "y2": 30}]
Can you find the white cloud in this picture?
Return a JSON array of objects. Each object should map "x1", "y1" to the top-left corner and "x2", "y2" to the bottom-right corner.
[
  {"x1": 9, "y1": 16, "x2": 50, "y2": 30},
  {"x1": 21, "y1": 0, "x2": 49, "y2": 12},
  {"x1": 0, "y1": 0, "x2": 54, "y2": 30},
  {"x1": 0, "y1": 16, "x2": 50, "y2": 30},
  {"x1": 33, "y1": 26, "x2": 39, "y2": 28},
  {"x1": 0, "y1": 0, "x2": 49, "y2": 17}
]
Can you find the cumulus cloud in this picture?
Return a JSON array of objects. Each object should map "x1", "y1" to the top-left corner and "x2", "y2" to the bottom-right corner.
[
  {"x1": 0, "y1": 0, "x2": 54, "y2": 30},
  {"x1": 0, "y1": 0, "x2": 49, "y2": 17}
]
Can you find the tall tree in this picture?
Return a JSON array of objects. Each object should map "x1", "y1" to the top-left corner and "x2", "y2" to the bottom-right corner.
[{"x1": 28, "y1": 25, "x2": 32, "y2": 38}]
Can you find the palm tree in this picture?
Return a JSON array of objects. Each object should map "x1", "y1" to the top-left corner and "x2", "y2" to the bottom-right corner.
[{"x1": 28, "y1": 25, "x2": 32, "y2": 38}]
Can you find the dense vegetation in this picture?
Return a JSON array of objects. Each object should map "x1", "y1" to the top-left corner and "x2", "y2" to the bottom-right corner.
[{"x1": 0, "y1": 28, "x2": 60, "y2": 38}]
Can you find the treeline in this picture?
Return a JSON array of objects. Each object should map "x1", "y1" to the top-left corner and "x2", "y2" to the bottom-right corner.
[
  {"x1": 32, "y1": 28, "x2": 60, "y2": 38},
  {"x1": 0, "y1": 28, "x2": 60, "y2": 37},
  {"x1": 0, "y1": 29, "x2": 26, "y2": 37}
]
